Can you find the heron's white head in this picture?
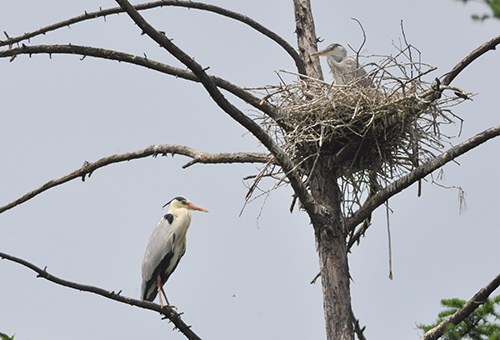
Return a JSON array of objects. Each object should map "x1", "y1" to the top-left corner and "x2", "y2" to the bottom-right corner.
[
  {"x1": 163, "y1": 196, "x2": 208, "y2": 213},
  {"x1": 311, "y1": 43, "x2": 347, "y2": 62}
]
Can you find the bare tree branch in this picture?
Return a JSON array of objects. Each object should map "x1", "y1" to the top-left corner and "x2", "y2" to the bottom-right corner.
[
  {"x1": 345, "y1": 36, "x2": 500, "y2": 237},
  {"x1": 345, "y1": 124, "x2": 500, "y2": 233},
  {"x1": 0, "y1": 44, "x2": 285, "y2": 124},
  {"x1": 114, "y1": 0, "x2": 319, "y2": 221},
  {"x1": 347, "y1": 220, "x2": 370, "y2": 251},
  {"x1": 442, "y1": 34, "x2": 500, "y2": 86},
  {"x1": 352, "y1": 317, "x2": 367, "y2": 340},
  {"x1": 0, "y1": 251, "x2": 201, "y2": 340},
  {"x1": 0, "y1": 1, "x2": 306, "y2": 75},
  {"x1": 0, "y1": 144, "x2": 270, "y2": 215},
  {"x1": 420, "y1": 271, "x2": 500, "y2": 340},
  {"x1": 182, "y1": 151, "x2": 271, "y2": 168}
]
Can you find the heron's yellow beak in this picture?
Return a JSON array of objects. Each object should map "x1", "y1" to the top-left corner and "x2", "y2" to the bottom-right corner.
[
  {"x1": 187, "y1": 202, "x2": 208, "y2": 212},
  {"x1": 311, "y1": 49, "x2": 328, "y2": 57}
]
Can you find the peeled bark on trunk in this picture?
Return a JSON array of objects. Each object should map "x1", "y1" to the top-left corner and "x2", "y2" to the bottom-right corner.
[
  {"x1": 292, "y1": 2, "x2": 353, "y2": 338},
  {"x1": 316, "y1": 224, "x2": 353, "y2": 340},
  {"x1": 292, "y1": 0, "x2": 323, "y2": 80},
  {"x1": 310, "y1": 161, "x2": 354, "y2": 340}
]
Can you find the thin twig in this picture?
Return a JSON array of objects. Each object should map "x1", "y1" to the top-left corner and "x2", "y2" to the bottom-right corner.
[
  {"x1": 351, "y1": 310, "x2": 367, "y2": 340},
  {"x1": 278, "y1": 69, "x2": 335, "y2": 86},
  {"x1": 386, "y1": 201, "x2": 393, "y2": 280},
  {"x1": 349, "y1": 17, "x2": 367, "y2": 69}
]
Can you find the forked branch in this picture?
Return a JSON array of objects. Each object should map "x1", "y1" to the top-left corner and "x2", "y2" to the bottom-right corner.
[
  {"x1": 114, "y1": 0, "x2": 318, "y2": 221},
  {"x1": 0, "y1": 144, "x2": 271, "y2": 215},
  {"x1": 0, "y1": 1, "x2": 306, "y2": 74},
  {"x1": 0, "y1": 251, "x2": 201, "y2": 340}
]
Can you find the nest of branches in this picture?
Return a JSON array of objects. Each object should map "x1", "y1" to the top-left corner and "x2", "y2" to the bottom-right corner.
[{"x1": 252, "y1": 47, "x2": 468, "y2": 215}]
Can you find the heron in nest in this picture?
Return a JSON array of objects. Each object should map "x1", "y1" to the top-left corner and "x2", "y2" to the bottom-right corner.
[{"x1": 312, "y1": 43, "x2": 371, "y2": 87}]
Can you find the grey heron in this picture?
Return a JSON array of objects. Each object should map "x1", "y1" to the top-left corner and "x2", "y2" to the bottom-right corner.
[
  {"x1": 312, "y1": 43, "x2": 371, "y2": 87},
  {"x1": 141, "y1": 196, "x2": 208, "y2": 308}
]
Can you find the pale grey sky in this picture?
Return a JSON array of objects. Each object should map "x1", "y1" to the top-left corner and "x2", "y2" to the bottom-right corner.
[{"x1": 1, "y1": 1, "x2": 499, "y2": 339}]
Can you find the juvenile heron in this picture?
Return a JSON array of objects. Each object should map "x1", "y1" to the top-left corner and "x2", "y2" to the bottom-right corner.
[
  {"x1": 312, "y1": 43, "x2": 371, "y2": 87},
  {"x1": 141, "y1": 196, "x2": 208, "y2": 308}
]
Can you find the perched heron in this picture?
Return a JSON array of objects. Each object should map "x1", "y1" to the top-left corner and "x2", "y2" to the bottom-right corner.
[
  {"x1": 141, "y1": 196, "x2": 208, "y2": 308},
  {"x1": 312, "y1": 43, "x2": 371, "y2": 87}
]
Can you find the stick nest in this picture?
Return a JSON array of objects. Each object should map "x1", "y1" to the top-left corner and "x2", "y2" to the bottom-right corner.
[{"x1": 251, "y1": 50, "x2": 468, "y2": 215}]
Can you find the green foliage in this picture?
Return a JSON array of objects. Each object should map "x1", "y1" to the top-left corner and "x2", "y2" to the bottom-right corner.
[
  {"x1": 0, "y1": 332, "x2": 14, "y2": 340},
  {"x1": 456, "y1": 0, "x2": 500, "y2": 21},
  {"x1": 419, "y1": 296, "x2": 500, "y2": 340}
]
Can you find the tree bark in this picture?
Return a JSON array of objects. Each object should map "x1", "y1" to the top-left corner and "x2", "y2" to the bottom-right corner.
[
  {"x1": 292, "y1": 1, "x2": 353, "y2": 339},
  {"x1": 309, "y1": 161, "x2": 354, "y2": 340},
  {"x1": 292, "y1": 0, "x2": 323, "y2": 80}
]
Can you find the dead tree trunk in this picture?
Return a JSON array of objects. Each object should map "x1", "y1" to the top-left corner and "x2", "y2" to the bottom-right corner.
[
  {"x1": 293, "y1": 1, "x2": 354, "y2": 339},
  {"x1": 293, "y1": 0, "x2": 323, "y2": 80},
  {"x1": 309, "y1": 161, "x2": 354, "y2": 340}
]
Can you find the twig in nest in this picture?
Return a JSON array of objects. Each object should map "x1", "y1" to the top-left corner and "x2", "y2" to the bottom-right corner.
[{"x1": 248, "y1": 45, "x2": 467, "y2": 218}]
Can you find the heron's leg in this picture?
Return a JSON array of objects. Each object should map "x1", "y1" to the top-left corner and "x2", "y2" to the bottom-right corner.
[
  {"x1": 156, "y1": 273, "x2": 164, "y2": 308},
  {"x1": 159, "y1": 285, "x2": 171, "y2": 307}
]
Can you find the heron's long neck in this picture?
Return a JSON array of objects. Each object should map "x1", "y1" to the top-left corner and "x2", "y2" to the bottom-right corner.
[
  {"x1": 182, "y1": 209, "x2": 191, "y2": 228},
  {"x1": 168, "y1": 207, "x2": 192, "y2": 237}
]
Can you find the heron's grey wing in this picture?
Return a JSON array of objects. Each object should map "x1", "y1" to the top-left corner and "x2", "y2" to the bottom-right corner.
[
  {"x1": 344, "y1": 57, "x2": 359, "y2": 79},
  {"x1": 344, "y1": 57, "x2": 371, "y2": 87},
  {"x1": 140, "y1": 214, "x2": 175, "y2": 300}
]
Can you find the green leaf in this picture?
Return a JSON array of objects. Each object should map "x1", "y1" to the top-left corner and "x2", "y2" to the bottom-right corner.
[
  {"x1": 0, "y1": 332, "x2": 14, "y2": 340},
  {"x1": 455, "y1": 0, "x2": 500, "y2": 21}
]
